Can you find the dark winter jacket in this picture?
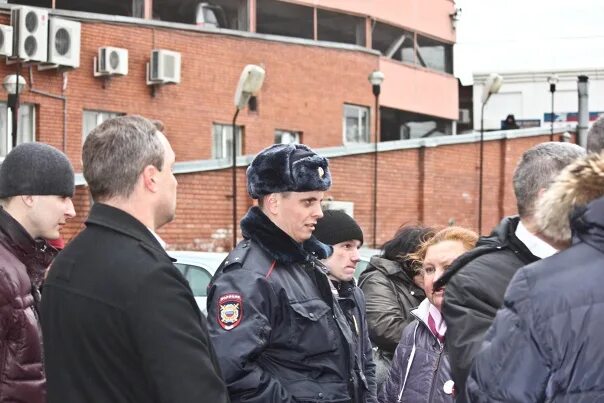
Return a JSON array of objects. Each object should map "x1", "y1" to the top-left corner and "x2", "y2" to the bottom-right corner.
[
  {"x1": 438, "y1": 216, "x2": 539, "y2": 398},
  {"x1": 333, "y1": 280, "x2": 378, "y2": 403},
  {"x1": 207, "y1": 206, "x2": 361, "y2": 403},
  {"x1": 358, "y1": 256, "x2": 425, "y2": 355},
  {"x1": 379, "y1": 299, "x2": 454, "y2": 403},
  {"x1": 0, "y1": 207, "x2": 56, "y2": 403},
  {"x1": 40, "y1": 203, "x2": 229, "y2": 403},
  {"x1": 466, "y1": 156, "x2": 604, "y2": 402}
]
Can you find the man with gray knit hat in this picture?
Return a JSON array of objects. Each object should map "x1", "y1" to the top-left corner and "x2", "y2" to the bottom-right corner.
[
  {"x1": 208, "y1": 143, "x2": 361, "y2": 403},
  {"x1": 0, "y1": 142, "x2": 76, "y2": 403}
]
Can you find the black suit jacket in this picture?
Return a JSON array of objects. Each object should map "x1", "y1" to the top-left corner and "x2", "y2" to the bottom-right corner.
[{"x1": 40, "y1": 203, "x2": 229, "y2": 403}]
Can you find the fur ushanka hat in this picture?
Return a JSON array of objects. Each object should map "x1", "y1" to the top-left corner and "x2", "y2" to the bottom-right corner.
[{"x1": 247, "y1": 143, "x2": 331, "y2": 199}]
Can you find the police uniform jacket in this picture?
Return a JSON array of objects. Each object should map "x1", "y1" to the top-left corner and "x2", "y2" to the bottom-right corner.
[{"x1": 208, "y1": 206, "x2": 362, "y2": 403}]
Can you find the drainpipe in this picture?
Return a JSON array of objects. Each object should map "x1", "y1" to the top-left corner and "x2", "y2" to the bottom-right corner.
[
  {"x1": 29, "y1": 67, "x2": 68, "y2": 152},
  {"x1": 577, "y1": 75, "x2": 589, "y2": 148}
]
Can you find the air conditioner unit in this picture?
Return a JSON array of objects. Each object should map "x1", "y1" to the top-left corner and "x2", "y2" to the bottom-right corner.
[
  {"x1": 47, "y1": 17, "x2": 80, "y2": 67},
  {"x1": 11, "y1": 6, "x2": 48, "y2": 62},
  {"x1": 95, "y1": 46, "x2": 128, "y2": 76},
  {"x1": 0, "y1": 25, "x2": 13, "y2": 57},
  {"x1": 459, "y1": 108, "x2": 471, "y2": 124},
  {"x1": 148, "y1": 49, "x2": 181, "y2": 84}
]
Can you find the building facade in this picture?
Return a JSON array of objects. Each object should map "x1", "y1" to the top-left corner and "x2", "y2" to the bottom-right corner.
[
  {"x1": 0, "y1": 1, "x2": 522, "y2": 250},
  {"x1": 472, "y1": 69, "x2": 604, "y2": 131}
]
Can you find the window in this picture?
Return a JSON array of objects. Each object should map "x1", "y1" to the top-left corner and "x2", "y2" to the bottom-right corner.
[
  {"x1": 213, "y1": 123, "x2": 243, "y2": 159},
  {"x1": 274, "y1": 129, "x2": 301, "y2": 144},
  {"x1": 186, "y1": 266, "x2": 213, "y2": 297},
  {"x1": 82, "y1": 110, "x2": 123, "y2": 141},
  {"x1": 317, "y1": 9, "x2": 365, "y2": 46},
  {"x1": 256, "y1": 0, "x2": 313, "y2": 39},
  {"x1": 343, "y1": 104, "x2": 369, "y2": 144},
  {"x1": 380, "y1": 106, "x2": 453, "y2": 140},
  {"x1": 416, "y1": 35, "x2": 453, "y2": 74},
  {"x1": 372, "y1": 22, "x2": 415, "y2": 64},
  {"x1": 0, "y1": 102, "x2": 36, "y2": 159}
]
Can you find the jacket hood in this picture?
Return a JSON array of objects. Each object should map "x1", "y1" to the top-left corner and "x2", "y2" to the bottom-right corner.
[
  {"x1": 537, "y1": 153, "x2": 604, "y2": 243},
  {"x1": 240, "y1": 206, "x2": 332, "y2": 265}
]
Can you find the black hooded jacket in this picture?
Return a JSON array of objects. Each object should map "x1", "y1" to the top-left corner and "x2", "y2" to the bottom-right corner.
[
  {"x1": 207, "y1": 207, "x2": 363, "y2": 403},
  {"x1": 439, "y1": 216, "x2": 539, "y2": 399}
]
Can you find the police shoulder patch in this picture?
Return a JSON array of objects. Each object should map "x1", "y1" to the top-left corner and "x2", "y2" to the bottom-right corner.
[{"x1": 218, "y1": 293, "x2": 243, "y2": 330}]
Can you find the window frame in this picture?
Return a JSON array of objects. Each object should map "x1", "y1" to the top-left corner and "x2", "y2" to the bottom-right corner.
[
  {"x1": 212, "y1": 123, "x2": 244, "y2": 160},
  {"x1": 274, "y1": 129, "x2": 302, "y2": 145},
  {"x1": 342, "y1": 104, "x2": 370, "y2": 144},
  {"x1": 82, "y1": 110, "x2": 124, "y2": 143},
  {"x1": 0, "y1": 102, "x2": 36, "y2": 159}
]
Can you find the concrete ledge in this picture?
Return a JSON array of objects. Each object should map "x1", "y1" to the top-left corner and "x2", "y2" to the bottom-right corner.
[{"x1": 74, "y1": 124, "x2": 576, "y2": 186}]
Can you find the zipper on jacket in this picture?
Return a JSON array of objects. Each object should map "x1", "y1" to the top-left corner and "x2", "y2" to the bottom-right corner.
[{"x1": 428, "y1": 343, "x2": 444, "y2": 403}]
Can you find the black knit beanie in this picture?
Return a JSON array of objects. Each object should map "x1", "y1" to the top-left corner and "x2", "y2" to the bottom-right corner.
[
  {"x1": 0, "y1": 142, "x2": 75, "y2": 198},
  {"x1": 313, "y1": 209, "x2": 364, "y2": 246}
]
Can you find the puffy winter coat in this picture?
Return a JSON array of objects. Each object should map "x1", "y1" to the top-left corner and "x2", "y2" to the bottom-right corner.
[
  {"x1": 0, "y1": 207, "x2": 56, "y2": 403},
  {"x1": 379, "y1": 299, "x2": 454, "y2": 403},
  {"x1": 358, "y1": 256, "x2": 425, "y2": 355},
  {"x1": 466, "y1": 155, "x2": 604, "y2": 402}
]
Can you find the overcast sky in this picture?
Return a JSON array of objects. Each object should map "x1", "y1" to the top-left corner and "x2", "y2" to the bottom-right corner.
[{"x1": 454, "y1": 0, "x2": 604, "y2": 84}]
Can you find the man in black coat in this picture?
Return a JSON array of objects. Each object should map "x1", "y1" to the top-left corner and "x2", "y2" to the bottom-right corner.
[
  {"x1": 466, "y1": 152, "x2": 604, "y2": 401},
  {"x1": 207, "y1": 144, "x2": 359, "y2": 402},
  {"x1": 40, "y1": 116, "x2": 229, "y2": 403},
  {"x1": 437, "y1": 142, "x2": 584, "y2": 399},
  {"x1": 314, "y1": 209, "x2": 378, "y2": 403}
]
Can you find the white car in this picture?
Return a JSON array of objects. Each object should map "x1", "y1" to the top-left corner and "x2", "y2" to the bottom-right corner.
[{"x1": 168, "y1": 251, "x2": 227, "y2": 316}]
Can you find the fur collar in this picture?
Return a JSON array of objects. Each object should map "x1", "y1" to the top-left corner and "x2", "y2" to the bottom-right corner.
[
  {"x1": 240, "y1": 206, "x2": 332, "y2": 265},
  {"x1": 537, "y1": 153, "x2": 604, "y2": 243}
]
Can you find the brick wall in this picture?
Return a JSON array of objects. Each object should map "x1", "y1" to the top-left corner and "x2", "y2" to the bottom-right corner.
[{"x1": 61, "y1": 133, "x2": 559, "y2": 250}]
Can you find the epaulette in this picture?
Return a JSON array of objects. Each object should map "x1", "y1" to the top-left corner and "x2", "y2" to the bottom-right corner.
[{"x1": 218, "y1": 240, "x2": 252, "y2": 272}]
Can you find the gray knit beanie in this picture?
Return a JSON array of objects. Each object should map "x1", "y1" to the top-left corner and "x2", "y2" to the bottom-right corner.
[{"x1": 0, "y1": 142, "x2": 75, "y2": 198}]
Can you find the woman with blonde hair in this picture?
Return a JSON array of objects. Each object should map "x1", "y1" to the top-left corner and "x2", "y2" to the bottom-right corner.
[{"x1": 380, "y1": 226, "x2": 478, "y2": 403}]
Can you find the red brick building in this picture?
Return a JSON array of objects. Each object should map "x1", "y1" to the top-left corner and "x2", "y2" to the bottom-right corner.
[{"x1": 0, "y1": 1, "x2": 568, "y2": 250}]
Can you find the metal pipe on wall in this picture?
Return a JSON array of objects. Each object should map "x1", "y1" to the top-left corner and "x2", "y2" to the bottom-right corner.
[
  {"x1": 29, "y1": 67, "x2": 68, "y2": 152},
  {"x1": 577, "y1": 75, "x2": 589, "y2": 148}
]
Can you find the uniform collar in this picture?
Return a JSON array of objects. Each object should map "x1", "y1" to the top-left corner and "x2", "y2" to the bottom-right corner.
[{"x1": 240, "y1": 206, "x2": 332, "y2": 265}]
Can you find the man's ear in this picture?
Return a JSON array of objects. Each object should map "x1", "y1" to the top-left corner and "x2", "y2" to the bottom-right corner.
[
  {"x1": 20, "y1": 194, "x2": 35, "y2": 207},
  {"x1": 265, "y1": 193, "x2": 279, "y2": 215},
  {"x1": 142, "y1": 165, "x2": 159, "y2": 192}
]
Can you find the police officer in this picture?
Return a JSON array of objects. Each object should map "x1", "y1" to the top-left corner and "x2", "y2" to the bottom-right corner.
[{"x1": 208, "y1": 143, "x2": 359, "y2": 403}]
